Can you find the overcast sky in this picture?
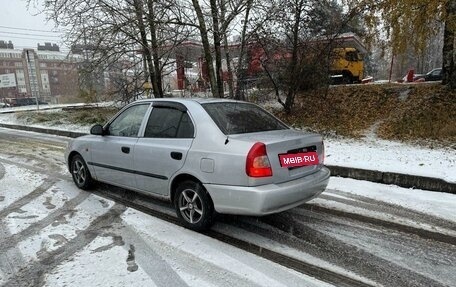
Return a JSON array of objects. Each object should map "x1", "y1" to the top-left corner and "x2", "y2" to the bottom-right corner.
[{"x1": 0, "y1": 0, "x2": 63, "y2": 50}]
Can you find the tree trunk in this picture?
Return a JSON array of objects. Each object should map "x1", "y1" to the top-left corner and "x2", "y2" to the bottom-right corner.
[
  {"x1": 210, "y1": 0, "x2": 224, "y2": 97},
  {"x1": 192, "y1": 0, "x2": 219, "y2": 97},
  {"x1": 442, "y1": 0, "x2": 456, "y2": 88},
  {"x1": 284, "y1": 1, "x2": 303, "y2": 114},
  {"x1": 220, "y1": 0, "x2": 234, "y2": 98},
  {"x1": 133, "y1": 0, "x2": 158, "y2": 97},
  {"x1": 234, "y1": 0, "x2": 253, "y2": 100},
  {"x1": 146, "y1": 0, "x2": 164, "y2": 97},
  {"x1": 261, "y1": 59, "x2": 285, "y2": 107}
]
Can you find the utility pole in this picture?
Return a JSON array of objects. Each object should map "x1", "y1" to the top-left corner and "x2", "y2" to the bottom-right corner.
[
  {"x1": 26, "y1": 50, "x2": 40, "y2": 111},
  {"x1": 389, "y1": 54, "x2": 395, "y2": 83}
]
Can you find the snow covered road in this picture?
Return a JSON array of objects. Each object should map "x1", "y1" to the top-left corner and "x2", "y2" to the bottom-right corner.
[{"x1": 0, "y1": 128, "x2": 455, "y2": 287}]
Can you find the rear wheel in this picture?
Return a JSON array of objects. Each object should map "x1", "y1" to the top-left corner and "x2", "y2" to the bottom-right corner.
[
  {"x1": 342, "y1": 74, "x2": 352, "y2": 84},
  {"x1": 174, "y1": 180, "x2": 214, "y2": 231},
  {"x1": 70, "y1": 154, "x2": 93, "y2": 190}
]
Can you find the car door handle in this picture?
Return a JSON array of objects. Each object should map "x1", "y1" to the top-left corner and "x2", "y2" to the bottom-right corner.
[
  {"x1": 171, "y1": 151, "x2": 182, "y2": 160},
  {"x1": 121, "y1": 146, "x2": 130, "y2": 154}
]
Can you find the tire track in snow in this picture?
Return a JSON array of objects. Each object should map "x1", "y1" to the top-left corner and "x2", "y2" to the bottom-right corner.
[
  {"x1": 292, "y1": 208, "x2": 456, "y2": 286},
  {"x1": 252, "y1": 213, "x2": 447, "y2": 287},
  {"x1": 299, "y1": 194, "x2": 456, "y2": 246},
  {"x1": 321, "y1": 189, "x2": 456, "y2": 231},
  {"x1": 90, "y1": 185, "x2": 366, "y2": 287},
  {"x1": 0, "y1": 162, "x2": 5, "y2": 181},
  {"x1": 0, "y1": 191, "x2": 90, "y2": 252},
  {"x1": 0, "y1": 219, "x2": 27, "y2": 283},
  {"x1": 0, "y1": 136, "x2": 67, "y2": 178},
  {"x1": 0, "y1": 158, "x2": 67, "y2": 181},
  {"x1": 2, "y1": 203, "x2": 127, "y2": 287},
  {"x1": 117, "y1": 224, "x2": 190, "y2": 287},
  {"x1": 0, "y1": 178, "x2": 57, "y2": 219}
]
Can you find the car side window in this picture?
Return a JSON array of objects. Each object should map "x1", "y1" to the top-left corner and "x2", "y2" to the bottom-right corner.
[
  {"x1": 345, "y1": 51, "x2": 358, "y2": 62},
  {"x1": 144, "y1": 107, "x2": 194, "y2": 138},
  {"x1": 108, "y1": 104, "x2": 149, "y2": 137}
]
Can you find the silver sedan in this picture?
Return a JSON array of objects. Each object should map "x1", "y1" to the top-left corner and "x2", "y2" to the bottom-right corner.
[{"x1": 65, "y1": 98, "x2": 330, "y2": 230}]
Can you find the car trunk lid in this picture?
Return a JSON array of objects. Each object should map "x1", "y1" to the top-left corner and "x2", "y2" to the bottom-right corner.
[{"x1": 230, "y1": 129, "x2": 324, "y2": 184}]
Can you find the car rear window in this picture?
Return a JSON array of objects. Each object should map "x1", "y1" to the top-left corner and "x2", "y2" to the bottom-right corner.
[{"x1": 202, "y1": 102, "x2": 288, "y2": 135}]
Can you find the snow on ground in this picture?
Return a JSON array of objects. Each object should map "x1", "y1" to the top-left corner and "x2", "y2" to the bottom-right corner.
[
  {"x1": 16, "y1": 185, "x2": 114, "y2": 263},
  {"x1": 213, "y1": 222, "x2": 380, "y2": 287},
  {"x1": 4, "y1": 183, "x2": 77, "y2": 235},
  {"x1": 44, "y1": 235, "x2": 158, "y2": 287},
  {"x1": 0, "y1": 164, "x2": 45, "y2": 208},
  {"x1": 40, "y1": 207, "x2": 334, "y2": 287},
  {"x1": 0, "y1": 108, "x2": 92, "y2": 134},
  {"x1": 121, "y1": 208, "x2": 333, "y2": 287},
  {"x1": 0, "y1": 159, "x2": 332, "y2": 287},
  {"x1": 325, "y1": 137, "x2": 456, "y2": 183},
  {"x1": 0, "y1": 102, "x2": 115, "y2": 114},
  {"x1": 1, "y1": 126, "x2": 455, "y2": 286},
  {"x1": 0, "y1": 103, "x2": 87, "y2": 113},
  {"x1": 325, "y1": 177, "x2": 456, "y2": 223},
  {"x1": 305, "y1": 176, "x2": 456, "y2": 238}
]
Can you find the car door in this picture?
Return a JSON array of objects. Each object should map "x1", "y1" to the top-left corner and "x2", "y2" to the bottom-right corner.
[
  {"x1": 134, "y1": 102, "x2": 195, "y2": 196},
  {"x1": 90, "y1": 103, "x2": 150, "y2": 189}
]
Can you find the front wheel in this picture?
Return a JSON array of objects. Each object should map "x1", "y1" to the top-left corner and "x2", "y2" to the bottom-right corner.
[
  {"x1": 174, "y1": 180, "x2": 214, "y2": 231},
  {"x1": 70, "y1": 154, "x2": 94, "y2": 190}
]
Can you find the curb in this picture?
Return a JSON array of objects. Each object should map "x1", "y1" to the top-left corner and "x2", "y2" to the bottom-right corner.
[
  {"x1": 0, "y1": 123, "x2": 87, "y2": 138},
  {"x1": 327, "y1": 165, "x2": 455, "y2": 194},
  {"x1": 1, "y1": 122, "x2": 454, "y2": 194}
]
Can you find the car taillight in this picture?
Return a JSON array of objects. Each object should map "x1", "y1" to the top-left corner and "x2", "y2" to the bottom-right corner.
[{"x1": 246, "y1": 142, "x2": 272, "y2": 177}]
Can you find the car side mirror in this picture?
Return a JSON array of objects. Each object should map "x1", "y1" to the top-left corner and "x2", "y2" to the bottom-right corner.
[{"x1": 90, "y1": 124, "x2": 104, "y2": 136}]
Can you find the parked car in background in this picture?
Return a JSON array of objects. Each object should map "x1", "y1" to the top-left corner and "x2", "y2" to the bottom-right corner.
[
  {"x1": 424, "y1": 68, "x2": 443, "y2": 81},
  {"x1": 65, "y1": 98, "x2": 330, "y2": 231},
  {"x1": 412, "y1": 73, "x2": 425, "y2": 82},
  {"x1": 5, "y1": 97, "x2": 48, "y2": 107},
  {"x1": 0, "y1": 102, "x2": 10, "y2": 108},
  {"x1": 398, "y1": 68, "x2": 443, "y2": 83},
  {"x1": 398, "y1": 70, "x2": 425, "y2": 83}
]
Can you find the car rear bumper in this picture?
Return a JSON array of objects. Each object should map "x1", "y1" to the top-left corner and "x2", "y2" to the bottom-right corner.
[{"x1": 204, "y1": 167, "x2": 330, "y2": 216}]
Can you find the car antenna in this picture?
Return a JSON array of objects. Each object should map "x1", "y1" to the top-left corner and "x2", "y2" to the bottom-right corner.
[
  {"x1": 224, "y1": 115, "x2": 231, "y2": 145},
  {"x1": 225, "y1": 98, "x2": 239, "y2": 145}
]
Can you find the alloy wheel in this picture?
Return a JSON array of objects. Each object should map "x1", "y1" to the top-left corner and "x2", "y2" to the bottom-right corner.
[
  {"x1": 178, "y1": 188, "x2": 204, "y2": 224},
  {"x1": 72, "y1": 158, "x2": 87, "y2": 186}
]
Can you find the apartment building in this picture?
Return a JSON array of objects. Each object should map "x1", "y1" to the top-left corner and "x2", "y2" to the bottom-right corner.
[{"x1": 0, "y1": 41, "x2": 82, "y2": 104}]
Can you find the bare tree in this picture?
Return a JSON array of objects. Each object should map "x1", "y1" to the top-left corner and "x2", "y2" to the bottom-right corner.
[
  {"x1": 249, "y1": 0, "x2": 372, "y2": 113},
  {"x1": 185, "y1": 0, "x2": 250, "y2": 98},
  {"x1": 233, "y1": 0, "x2": 254, "y2": 100},
  {"x1": 39, "y1": 0, "x2": 191, "y2": 101}
]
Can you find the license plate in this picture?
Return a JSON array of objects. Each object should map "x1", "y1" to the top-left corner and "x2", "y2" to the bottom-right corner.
[{"x1": 279, "y1": 152, "x2": 319, "y2": 168}]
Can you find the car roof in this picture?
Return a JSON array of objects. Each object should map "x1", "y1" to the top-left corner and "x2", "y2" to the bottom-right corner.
[{"x1": 133, "y1": 97, "x2": 246, "y2": 105}]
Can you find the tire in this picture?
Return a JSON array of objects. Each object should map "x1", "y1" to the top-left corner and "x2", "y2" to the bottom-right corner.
[
  {"x1": 342, "y1": 75, "x2": 352, "y2": 84},
  {"x1": 174, "y1": 180, "x2": 214, "y2": 231},
  {"x1": 70, "y1": 154, "x2": 94, "y2": 190}
]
